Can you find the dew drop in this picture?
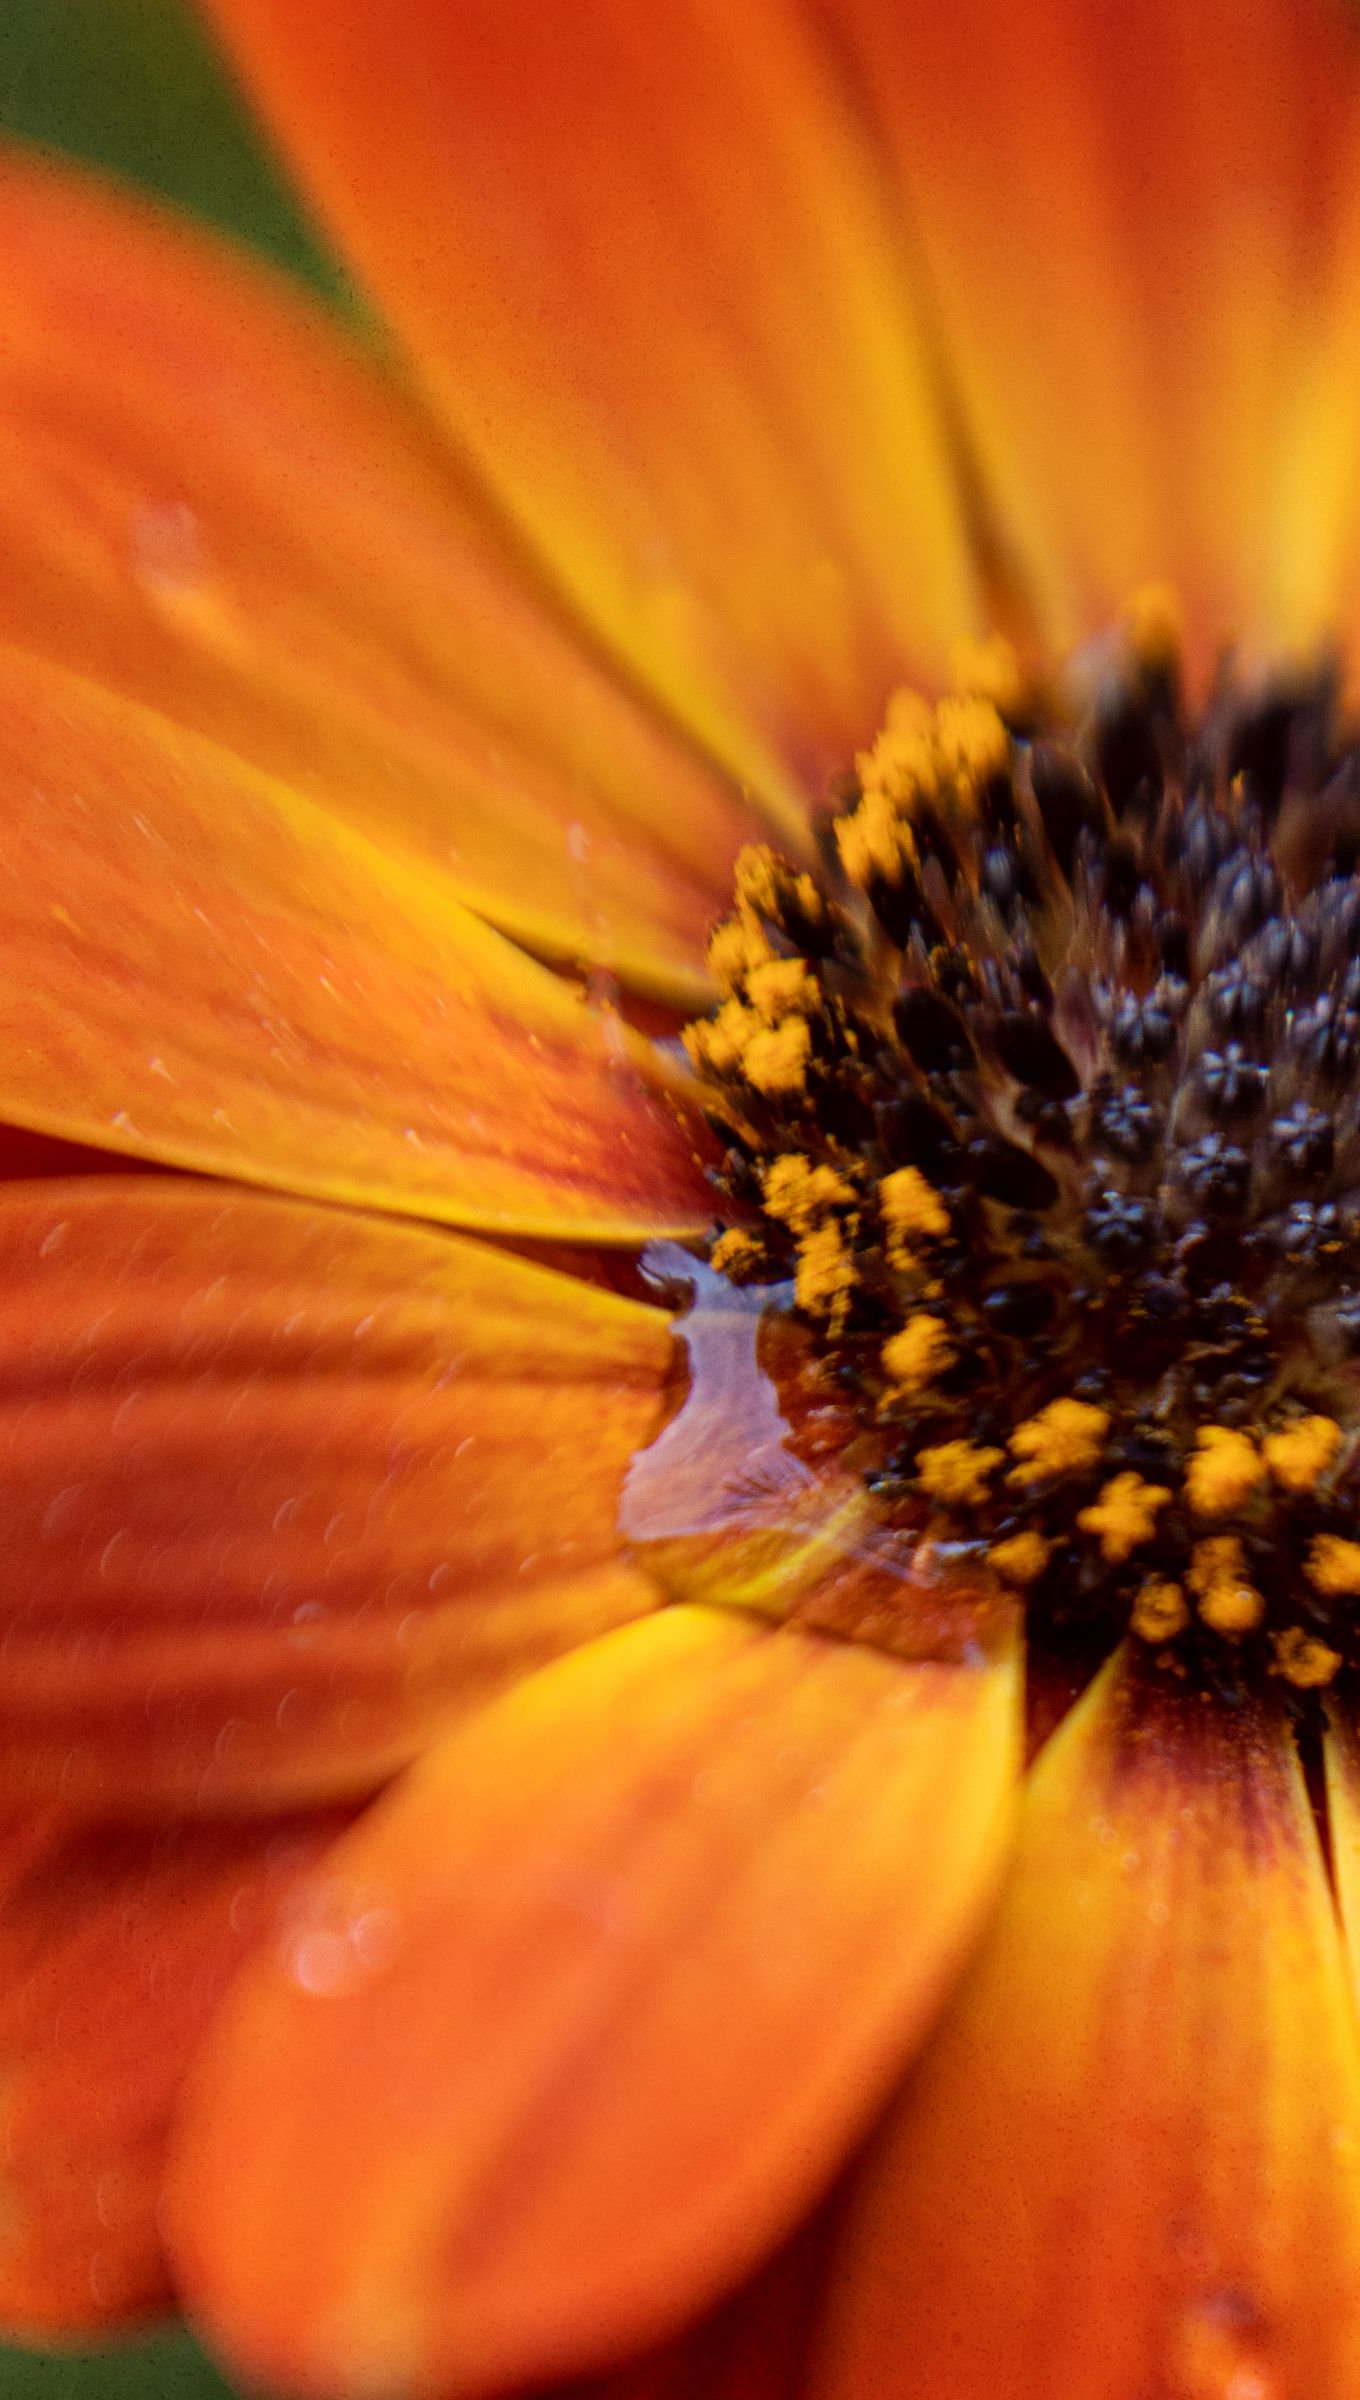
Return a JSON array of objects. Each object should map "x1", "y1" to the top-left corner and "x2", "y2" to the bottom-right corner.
[
  {"x1": 1166, "y1": 2292, "x2": 1278, "y2": 2400},
  {"x1": 288, "y1": 1891, "x2": 400, "y2": 1997},
  {"x1": 620, "y1": 1244, "x2": 812, "y2": 1546}
]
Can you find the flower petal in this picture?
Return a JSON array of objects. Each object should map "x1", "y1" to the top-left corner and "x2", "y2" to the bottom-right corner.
[
  {"x1": 1266, "y1": 95, "x2": 1360, "y2": 661},
  {"x1": 0, "y1": 145, "x2": 767, "y2": 1004},
  {"x1": 0, "y1": 641, "x2": 714, "y2": 1236},
  {"x1": 812, "y1": 1647, "x2": 1360, "y2": 2400},
  {"x1": 1322, "y1": 1701, "x2": 1360, "y2": 1996},
  {"x1": 0, "y1": 1179, "x2": 670, "y2": 1810},
  {"x1": 555, "y1": 2208, "x2": 838, "y2": 2400},
  {"x1": 167, "y1": 1604, "x2": 1018, "y2": 2399},
  {"x1": 205, "y1": 0, "x2": 978, "y2": 800},
  {"x1": 826, "y1": 0, "x2": 1360, "y2": 661},
  {"x1": 0, "y1": 1806, "x2": 346, "y2": 2336}
]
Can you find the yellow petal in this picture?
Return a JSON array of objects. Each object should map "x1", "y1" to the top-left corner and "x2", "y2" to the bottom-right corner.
[{"x1": 205, "y1": 0, "x2": 979, "y2": 801}]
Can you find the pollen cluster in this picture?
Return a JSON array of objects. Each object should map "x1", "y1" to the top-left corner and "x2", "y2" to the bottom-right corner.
[{"x1": 685, "y1": 594, "x2": 1360, "y2": 1698}]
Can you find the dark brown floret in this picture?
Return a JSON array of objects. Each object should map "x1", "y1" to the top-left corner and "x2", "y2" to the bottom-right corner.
[{"x1": 683, "y1": 612, "x2": 1360, "y2": 1694}]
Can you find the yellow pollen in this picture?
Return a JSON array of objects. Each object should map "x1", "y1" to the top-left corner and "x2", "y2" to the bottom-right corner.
[
  {"x1": 1188, "y1": 1536, "x2": 1264, "y2": 1636},
  {"x1": 685, "y1": 996, "x2": 813, "y2": 1094},
  {"x1": 742, "y1": 1017, "x2": 811, "y2": 1095},
  {"x1": 989, "y1": 1530, "x2": 1051, "y2": 1585},
  {"x1": 851, "y1": 688, "x2": 1010, "y2": 844},
  {"x1": 879, "y1": 1165, "x2": 950, "y2": 1244},
  {"x1": 732, "y1": 844, "x2": 783, "y2": 917},
  {"x1": 709, "y1": 1228, "x2": 762, "y2": 1279},
  {"x1": 745, "y1": 957, "x2": 816, "y2": 1023},
  {"x1": 916, "y1": 1439, "x2": 1004, "y2": 1508},
  {"x1": 834, "y1": 788, "x2": 919, "y2": 891},
  {"x1": 932, "y1": 693, "x2": 1011, "y2": 800},
  {"x1": 1130, "y1": 1577, "x2": 1190, "y2": 1643},
  {"x1": 682, "y1": 995, "x2": 753, "y2": 1078},
  {"x1": 949, "y1": 631, "x2": 1026, "y2": 719},
  {"x1": 1077, "y1": 1472, "x2": 1172, "y2": 1565},
  {"x1": 1306, "y1": 1533, "x2": 1360, "y2": 1598},
  {"x1": 1124, "y1": 581, "x2": 1183, "y2": 677},
  {"x1": 1271, "y1": 1627, "x2": 1343, "y2": 1690},
  {"x1": 1184, "y1": 1424, "x2": 1266, "y2": 1516},
  {"x1": 732, "y1": 844, "x2": 825, "y2": 934},
  {"x1": 856, "y1": 721, "x2": 939, "y2": 818},
  {"x1": 794, "y1": 1219, "x2": 856, "y2": 1330},
  {"x1": 1007, "y1": 1396, "x2": 1109, "y2": 1485},
  {"x1": 1262, "y1": 1414, "x2": 1344, "y2": 1495},
  {"x1": 761, "y1": 1155, "x2": 854, "y2": 1234},
  {"x1": 705, "y1": 909, "x2": 773, "y2": 995},
  {"x1": 881, "y1": 1314, "x2": 954, "y2": 1393}
]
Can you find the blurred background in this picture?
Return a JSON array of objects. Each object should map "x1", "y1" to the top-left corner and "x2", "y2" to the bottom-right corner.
[
  {"x1": 0, "y1": 0, "x2": 340, "y2": 291},
  {"x1": 0, "y1": 5, "x2": 340, "y2": 2392}
]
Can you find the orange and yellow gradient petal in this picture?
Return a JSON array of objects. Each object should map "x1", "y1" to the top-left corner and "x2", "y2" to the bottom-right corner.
[
  {"x1": 0, "y1": 644, "x2": 714, "y2": 1238},
  {"x1": 0, "y1": 146, "x2": 775, "y2": 1005},
  {"x1": 166, "y1": 1607, "x2": 1017, "y2": 2399},
  {"x1": 813, "y1": 1649, "x2": 1360, "y2": 2400},
  {"x1": 202, "y1": 0, "x2": 980, "y2": 807},
  {"x1": 825, "y1": 0, "x2": 1360, "y2": 670}
]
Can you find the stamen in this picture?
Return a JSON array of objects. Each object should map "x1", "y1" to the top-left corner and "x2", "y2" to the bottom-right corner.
[
  {"x1": 1188, "y1": 1537, "x2": 1265, "y2": 1637},
  {"x1": 1262, "y1": 1414, "x2": 1343, "y2": 1493},
  {"x1": 989, "y1": 1530, "x2": 1052, "y2": 1586},
  {"x1": 916, "y1": 1440, "x2": 1004, "y2": 1507},
  {"x1": 1131, "y1": 1577, "x2": 1190, "y2": 1642},
  {"x1": 1307, "y1": 1535, "x2": 1360, "y2": 1596},
  {"x1": 1184, "y1": 1427, "x2": 1265, "y2": 1517},
  {"x1": 881, "y1": 1315, "x2": 953, "y2": 1394},
  {"x1": 1272, "y1": 1627, "x2": 1342, "y2": 1689},
  {"x1": 1007, "y1": 1401, "x2": 1109, "y2": 1487},
  {"x1": 1077, "y1": 1472, "x2": 1172, "y2": 1564}
]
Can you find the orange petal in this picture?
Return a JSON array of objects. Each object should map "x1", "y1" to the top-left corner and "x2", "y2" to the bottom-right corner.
[
  {"x1": 0, "y1": 640, "x2": 714, "y2": 1237},
  {"x1": 0, "y1": 1123, "x2": 155, "y2": 1183},
  {"x1": 813, "y1": 1647, "x2": 1360, "y2": 2400},
  {"x1": 0, "y1": 144, "x2": 773, "y2": 1006},
  {"x1": 0, "y1": 1805, "x2": 347, "y2": 2336},
  {"x1": 205, "y1": 0, "x2": 978, "y2": 801},
  {"x1": 556, "y1": 2206, "x2": 838, "y2": 2400},
  {"x1": 827, "y1": 0, "x2": 1360, "y2": 663},
  {"x1": 0, "y1": 1179, "x2": 671, "y2": 1810},
  {"x1": 1322, "y1": 1701, "x2": 1360, "y2": 1999},
  {"x1": 1267, "y1": 89, "x2": 1360, "y2": 663},
  {"x1": 166, "y1": 1604, "x2": 1018, "y2": 2399}
]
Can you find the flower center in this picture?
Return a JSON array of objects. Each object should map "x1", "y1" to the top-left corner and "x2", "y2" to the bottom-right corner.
[{"x1": 683, "y1": 592, "x2": 1360, "y2": 1695}]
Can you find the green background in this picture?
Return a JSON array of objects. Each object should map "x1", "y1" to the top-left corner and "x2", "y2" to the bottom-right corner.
[
  {"x1": 0, "y1": 0, "x2": 343, "y2": 293},
  {"x1": 0, "y1": 6, "x2": 342, "y2": 2391}
]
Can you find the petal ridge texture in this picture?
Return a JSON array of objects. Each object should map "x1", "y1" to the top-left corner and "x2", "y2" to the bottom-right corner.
[{"x1": 167, "y1": 1604, "x2": 1018, "y2": 2398}]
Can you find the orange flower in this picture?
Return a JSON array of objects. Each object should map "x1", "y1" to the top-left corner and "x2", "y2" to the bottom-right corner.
[{"x1": 5, "y1": 4, "x2": 1360, "y2": 2398}]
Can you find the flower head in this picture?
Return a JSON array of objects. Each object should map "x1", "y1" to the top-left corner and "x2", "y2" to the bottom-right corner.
[{"x1": 4, "y1": 2, "x2": 1360, "y2": 2398}]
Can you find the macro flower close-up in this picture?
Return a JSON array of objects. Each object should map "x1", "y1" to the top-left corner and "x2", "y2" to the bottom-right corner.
[{"x1": 11, "y1": 1, "x2": 1360, "y2": 2396}]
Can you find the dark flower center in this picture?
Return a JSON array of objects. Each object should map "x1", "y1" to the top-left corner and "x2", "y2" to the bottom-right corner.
[{"x1": 683, "y1": 595, "x2": 1360, "y2": 1699}]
